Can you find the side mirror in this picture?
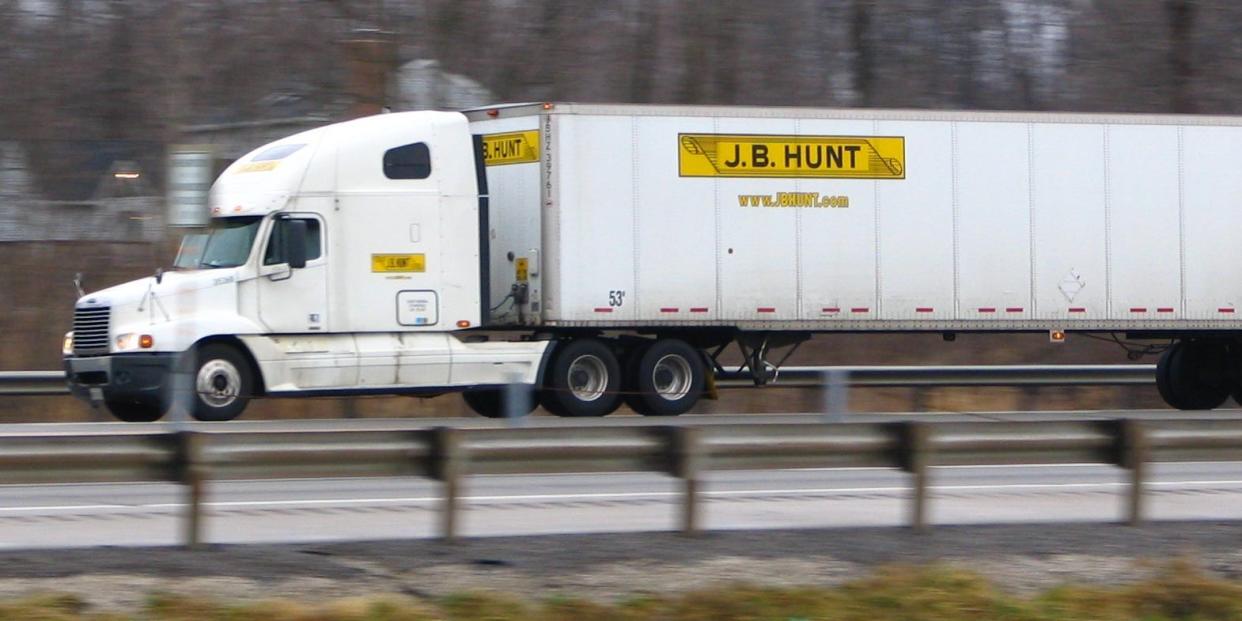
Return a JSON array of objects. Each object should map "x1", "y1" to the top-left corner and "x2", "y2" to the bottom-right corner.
[{"x1": 284, "y1": 219, "x2": 308, "y2": 269}]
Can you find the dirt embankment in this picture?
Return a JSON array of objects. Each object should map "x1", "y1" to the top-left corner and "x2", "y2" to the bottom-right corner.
[{"x1": 1, "y1": 522, "x2": 1239, "y2": 612}]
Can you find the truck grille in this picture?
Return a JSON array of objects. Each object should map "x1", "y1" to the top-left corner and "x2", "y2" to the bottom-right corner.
[{"x1": 72, "y1": 306, "x2": 111, "y2": 355}]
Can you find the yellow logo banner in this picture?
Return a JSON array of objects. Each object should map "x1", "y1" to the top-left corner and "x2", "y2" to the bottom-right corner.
[
  {"x1": 679, "y1": 134, "x2": 905, "y2": 179},
  {"x1": 482, "y1": 131, "x2": 540, "y2": 166}
]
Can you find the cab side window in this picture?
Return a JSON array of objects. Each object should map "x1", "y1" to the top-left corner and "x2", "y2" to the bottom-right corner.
[
  {"x1": 264, "y1": 218, "x2": 322, "y2": 265},
  {"x1": 383, "y1": 142, "x2": 431, "y2": 180}
]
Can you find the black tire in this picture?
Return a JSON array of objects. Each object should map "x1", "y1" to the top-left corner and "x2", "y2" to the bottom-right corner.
[
  {"x1": 620, "y1": 342, "x2": 651, "y2": 414},
  {"x1": 1158, "y1": 342, "x2": 1229, "y2": 410},
  {"x1": 462, "y1": 387, "x2": 538, "y2": 418},
  {"x1": 539, "y1": 338, "x2": 622, "y2": 417},
  {"x1": 187, "y1": 344, "x2": 253, "y2": 422},
  {"x1": 628, "y1": 339, "x2": 706, "y2": 416},
  {"x1": 1156, "y1": 346, "x2": 1179, "y2": 407},
  {"x1": 104, "y1": 398, "x2": 165, "y2": 423}
]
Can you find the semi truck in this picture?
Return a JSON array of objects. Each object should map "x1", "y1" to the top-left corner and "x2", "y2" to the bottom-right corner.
[{"x1": 62, "y1": 102, "x2": 1242, "y2": 421}]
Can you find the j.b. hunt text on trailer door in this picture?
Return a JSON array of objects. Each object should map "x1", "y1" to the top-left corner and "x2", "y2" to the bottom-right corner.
[{"x1": 678, "y1": 133, "x2": 905, "y2": 179}]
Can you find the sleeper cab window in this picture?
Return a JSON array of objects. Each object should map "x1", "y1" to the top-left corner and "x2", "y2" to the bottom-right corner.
[
  {"x1": 264, "y1": 218, "x2": 323, "y2": 266},
  {"x1": 383, "y1": 142, "x2": 431, "y2": 180}
]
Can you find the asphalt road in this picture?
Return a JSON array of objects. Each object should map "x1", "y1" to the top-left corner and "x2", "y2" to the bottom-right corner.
[{"x1": 3, "y1": 447, "x2": 1242, "y2": 548}]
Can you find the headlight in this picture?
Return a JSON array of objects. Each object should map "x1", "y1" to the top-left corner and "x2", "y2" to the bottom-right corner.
[
  {"x1": 114, "y1": 333, "x2": 155, "y2": 351},
  {"x1": 62, "y1": 332, "x2": 73, "y2": 356}
]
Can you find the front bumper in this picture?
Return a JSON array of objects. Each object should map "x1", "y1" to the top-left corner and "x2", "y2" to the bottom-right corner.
[{"x1": 63, "y1": 353, "x2": 179, "y2": 404}]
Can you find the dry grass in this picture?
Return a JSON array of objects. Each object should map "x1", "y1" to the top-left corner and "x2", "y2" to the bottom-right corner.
[{"x1": 6, "y1": 562, "x2": 1242, "y2": 620}]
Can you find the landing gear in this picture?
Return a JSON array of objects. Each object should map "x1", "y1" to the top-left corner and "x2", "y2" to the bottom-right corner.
[{"x1": 1156, "y1": 340, "x2": 1232, "y2": 410}]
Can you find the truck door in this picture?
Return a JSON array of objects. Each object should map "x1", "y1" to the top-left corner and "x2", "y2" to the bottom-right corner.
[{"x1": 257, "y1": 214, "x2": 329, "y2": 333}]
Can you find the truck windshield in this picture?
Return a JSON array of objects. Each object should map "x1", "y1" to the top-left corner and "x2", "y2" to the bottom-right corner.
[{"x1": 174, "y1": 216, "x2": 263, "y2": 269}]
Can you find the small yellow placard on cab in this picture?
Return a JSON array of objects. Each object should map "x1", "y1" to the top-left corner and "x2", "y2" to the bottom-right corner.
[
  {"x1": 371, "y1": 254, "x2": 425, "y2": 273},
  {"x1": 515, "y1": 257, "x2": 529, "y2": 281}
]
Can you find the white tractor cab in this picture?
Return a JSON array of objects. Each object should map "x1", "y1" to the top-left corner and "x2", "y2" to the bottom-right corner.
[{"x1": 63, "y1": 112, "x2": 550, "y2": 422}]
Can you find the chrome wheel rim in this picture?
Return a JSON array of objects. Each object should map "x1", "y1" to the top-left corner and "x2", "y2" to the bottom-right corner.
[
  {"x1": 567, "y1": 354, "x2": 608, "y2": 402},
  {"x1": 652, "y1": 354, "x2": 693, "y2": 401},
  {"x1": 197, "y1": 358, "x2": 241, "y2": 407}
]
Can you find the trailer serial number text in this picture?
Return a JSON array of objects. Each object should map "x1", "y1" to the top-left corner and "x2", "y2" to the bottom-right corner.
[{"x1": 737, "y1": 192, "x2": 850, "y2": 208}]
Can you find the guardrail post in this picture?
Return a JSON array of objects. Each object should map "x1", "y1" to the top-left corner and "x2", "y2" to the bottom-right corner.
[
  {"x1": 668, "y1": 426, "x2": 704, "y2": 536},
  {"x1": 821, "y1": 369, "x2": 849, "y2": 423},
  {"x1": 1115, "y1": 419, "x2": 1149, "y2": 526},
  {"x1": 430, "y1": 427, "x2": 464, "y2": 542},
  {"x1": 503, "y1": 374, "x2": 531, "y2": 426},
  {"x1": 173, "y1": 430, "x2": 205, "y2": 550},
  {"x1": 897, "y1": 422, "x2": 930, "y2": 533}
]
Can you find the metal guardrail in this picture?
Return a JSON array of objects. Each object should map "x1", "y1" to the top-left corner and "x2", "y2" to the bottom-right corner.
[
  {"x1": 2, "y1": 418, "x2": 1238, "y2": 548},
  {"x1": 1, "y1": 365, "x2": 1156, "y2": 397},
  {"x1": 0, "y1": 371, "x2": 70, "y2": 396}
]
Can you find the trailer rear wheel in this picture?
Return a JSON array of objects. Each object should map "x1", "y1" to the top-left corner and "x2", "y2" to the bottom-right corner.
[
  {"x1": 628, "y1": 339, "x2": 706, "y2": 417},
  {"x1": 540, "y1": 338, "x2": 622, "y2": 417},
  {"x1": 1156, "y1": 342, "x2": 1229, "y2": 410}
]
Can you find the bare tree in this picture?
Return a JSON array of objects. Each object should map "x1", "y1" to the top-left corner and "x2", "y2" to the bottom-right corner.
[
  {"x1": 1166, "y1": 0, "x2": 1196, "y2": 113},
  {"x1": 851, "y1": 0, "x2": 874, "y2": 107}
]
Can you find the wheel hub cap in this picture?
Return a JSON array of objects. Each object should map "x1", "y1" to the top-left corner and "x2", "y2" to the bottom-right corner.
[
  {"x1": 197, "y1": 359, "x2": 241, "y2": 407},
  {"x1": 567, "y1": 355, "x2": 608, "y2": 402},
  {"x1": 652, "y1": 354, "x2": 692, "y2": 401}
]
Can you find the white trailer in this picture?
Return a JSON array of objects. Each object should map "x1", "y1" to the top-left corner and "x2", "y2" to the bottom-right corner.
[{"x1": 63, "y1": 103, "x2": 1242, "y2": 421}]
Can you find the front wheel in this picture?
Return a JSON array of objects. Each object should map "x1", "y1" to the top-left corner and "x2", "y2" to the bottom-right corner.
[{"x1": 187, "y1": 344, "x2": 254, "y2": 422}]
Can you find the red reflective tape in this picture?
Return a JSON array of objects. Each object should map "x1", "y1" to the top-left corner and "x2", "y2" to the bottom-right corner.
[
  {"x1": 659, "y1": 307, "x2": 679, "y2": 313},
  {"x1": 1006, "y1": 307, "x2": 1024, "y2": 313},
  {"x1": 757, "y1": 307, "x2": 777, "y2": 313},
  {"x1": 594, "y1": 307, "x2": 613, "y2": 313},
  {"x1": 1130, "y1": 307, "x2": 1147, "y2": 313},
  {"x1": 689, "y1": 307, "x2": 709, "y2": 313},
  {"x1": 916, "y1": 307, "x2": 934, "y2": 313},
  {"x1": 851, "y1": 307, "x2": 870, "y2": 313},
  {"x1": 1157, "y1": 307, "x2": 1175, "y2": 313},
  {"x1": 822, "y1": 307, "x2": 841, "y2": 313},
  {"x1": 1069, "y1": 307, "x2": 1086, "y2": 313},
  {"x1": 1220, "y1": 308, "x2": 1236, "y2": 314},
  {"x1": 978, "y1": 307, "x2": 996, "y2": 313}
]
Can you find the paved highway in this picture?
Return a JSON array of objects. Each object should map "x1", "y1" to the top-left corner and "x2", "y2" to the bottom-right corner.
[{"x1": 3, "y1": 410, "x2": 1242, "y2": 549}]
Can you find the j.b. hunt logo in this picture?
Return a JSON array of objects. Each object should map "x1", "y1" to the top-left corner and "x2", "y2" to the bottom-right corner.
[
  {"x1": 481, "y1": 130, "x2": 540, "y2": 166},
  {"x1": 678, "y1": 133, "x2": 905, "y2": 179}
]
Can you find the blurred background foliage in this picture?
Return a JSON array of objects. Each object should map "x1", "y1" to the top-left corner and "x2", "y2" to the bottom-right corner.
[{"x1": 0, "y1": 0, "x2": 1223, "y2": 420}]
